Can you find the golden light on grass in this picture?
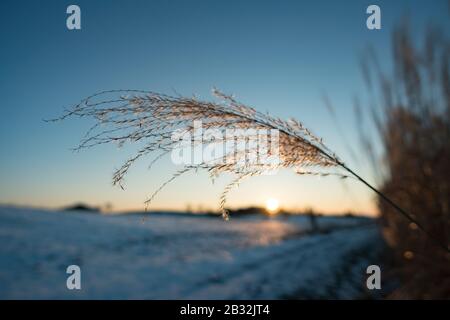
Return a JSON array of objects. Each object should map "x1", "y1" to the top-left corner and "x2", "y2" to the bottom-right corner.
[{"x1": 265, "y1": 198, "x2": 279, "y2": 214}]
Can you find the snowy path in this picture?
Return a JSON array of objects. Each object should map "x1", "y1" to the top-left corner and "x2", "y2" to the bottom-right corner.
[{"x1": 0, "y1": 206, "x2": 382, "y2": 299}]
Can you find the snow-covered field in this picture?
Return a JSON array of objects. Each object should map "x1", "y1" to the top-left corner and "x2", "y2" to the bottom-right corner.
[{"x1": 0, "y1": 206, "x2": 383, "y2": 299}]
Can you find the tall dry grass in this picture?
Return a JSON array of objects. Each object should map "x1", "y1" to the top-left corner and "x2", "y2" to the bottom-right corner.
[{"x1": 360, "y1": 23, "x2": 450, "y2": 298}]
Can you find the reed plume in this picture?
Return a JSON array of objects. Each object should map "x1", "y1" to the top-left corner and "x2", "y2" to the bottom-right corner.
[{"x1": 50, "y1": 88, "x2": 348, "y2": 219}]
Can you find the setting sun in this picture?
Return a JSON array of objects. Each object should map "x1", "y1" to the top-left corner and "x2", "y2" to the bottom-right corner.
[{"x1": 265, "y1": 198, "x2": 280, "y2": 214}]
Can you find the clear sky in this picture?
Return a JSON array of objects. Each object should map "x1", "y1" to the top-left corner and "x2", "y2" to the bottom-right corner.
[{"x1": 1, "y1": 0, "x2": 449, "y2": 214}]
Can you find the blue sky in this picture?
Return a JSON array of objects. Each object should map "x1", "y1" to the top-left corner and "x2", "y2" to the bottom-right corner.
[{"x1": 0, "y1": 0, "x2": 449, "y2": 213}]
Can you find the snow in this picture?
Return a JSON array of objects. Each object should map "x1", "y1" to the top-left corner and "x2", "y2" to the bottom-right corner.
[{"x1": 0, "y1": 206, "x2": 383, "y2": 299}]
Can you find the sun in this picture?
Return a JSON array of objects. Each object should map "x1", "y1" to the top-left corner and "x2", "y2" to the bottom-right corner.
[{"x1": 265, "y1": 198, "x2": 280, "y2": 214}]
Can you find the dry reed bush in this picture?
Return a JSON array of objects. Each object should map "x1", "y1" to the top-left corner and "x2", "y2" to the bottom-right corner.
[
  {"x1": 361, "y1": 23, "x2": 450, "y2": 298},
  {"x1": 51, "y1": 88, "x2": 348, "y2": 219}
]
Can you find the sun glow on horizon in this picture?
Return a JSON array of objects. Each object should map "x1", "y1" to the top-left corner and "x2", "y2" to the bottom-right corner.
[{"x1": 265, "y1": 198, "x2": 280, "y2": 214}]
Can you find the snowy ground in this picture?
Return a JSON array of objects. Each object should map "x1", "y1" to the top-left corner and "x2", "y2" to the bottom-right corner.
[{"x1": 0, "y1": 206, "x2": 383, "y2": 299}]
